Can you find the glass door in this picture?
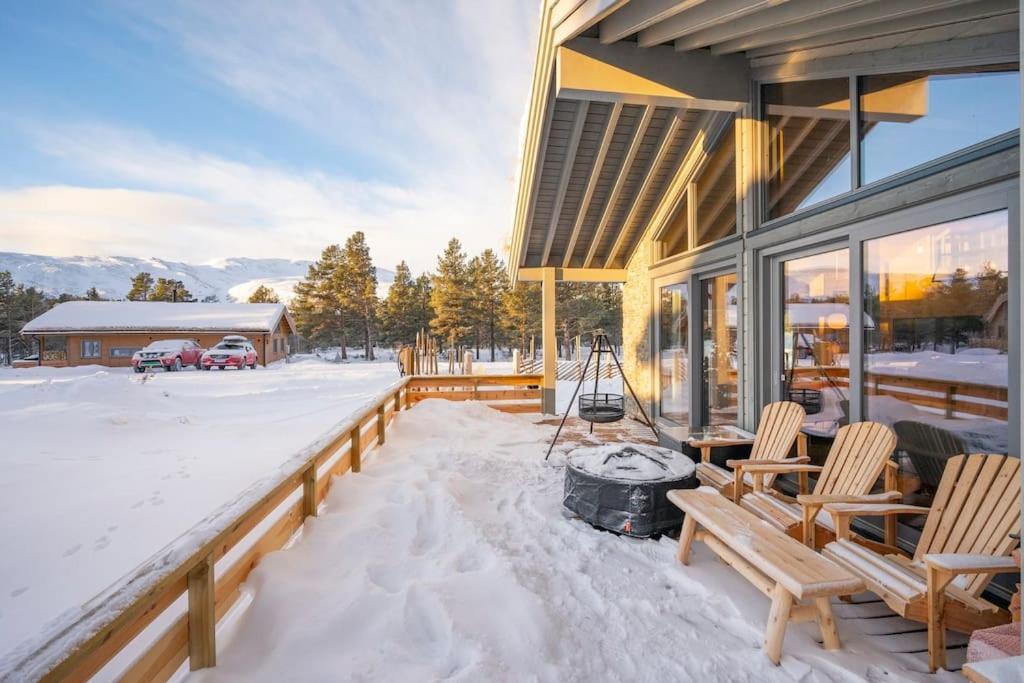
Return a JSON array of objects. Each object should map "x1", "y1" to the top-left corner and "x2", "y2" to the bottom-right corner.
[
  {"x1": 779, "y1": 248, "x2": 851, "y2": 446},
  {"x1": 658, "y1": 283, "x2": 689, "y2": 428},
  {"x1": 700, "y1": 273, "x2": 738, "y2": 426}
]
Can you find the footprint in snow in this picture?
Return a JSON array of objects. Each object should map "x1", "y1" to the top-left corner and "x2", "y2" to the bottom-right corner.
[
  {"x1": 10, "y1": 586, "x2": 28, "y2": 598},
  {"x1": 107, "y1": 525, "x2": 119, "y2": 532},
  {"x1": 63, "y1": 544, "x2": 82, "y2": 557},
  {"x1": 94, "y1": 536, "x2": 110, "y2": 551},
  {"x1": 131, "y1": 500, "x2": 145, "y2": 509}
]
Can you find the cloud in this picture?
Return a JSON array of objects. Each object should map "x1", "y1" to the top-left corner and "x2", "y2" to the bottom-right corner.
[{"x1": 2, "y1": 1, "x2": 539, "y2": 271}]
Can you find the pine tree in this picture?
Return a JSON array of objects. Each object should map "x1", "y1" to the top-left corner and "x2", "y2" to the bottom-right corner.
[
  {"x1": 430, "y1": 238, "x2": 470, "y2": 347},
  {"x1": 247, "y1": 285, "x2": 280, "y2": 303},
  {"x1": 335, "y1": 232, "x2": 378, "y2": 360},
  {"x1": 148, "y1": 278, "x2": 193, "y2": 302},
  {"x1": 85, "y1": 287, "x2": 104, "y2": 301},
  {"x1": 291, "y1": 245, "x2": 352, "y2": 356},
  {"x1": 0, "y1": 271, "x2": 14, "y2": 365},
  {"x1": 378, "y1": 262, "x2": 416, "y2": 344},
  {"x1": 503, "y1": 282, "x2": 541, "y2": 355},
  {"x1": 201, "y1": 294, "x2": 220, "y2": 303},
  {"x1": 466, "y1": 249, "x2": 508, "y2": 361},
  {"x1": 127, "y1": 272, "x2": 154, "y2": 301}
]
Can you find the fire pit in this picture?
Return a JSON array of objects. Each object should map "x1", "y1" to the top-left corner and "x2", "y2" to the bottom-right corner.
[
  {"x1": 578, "y1": 393, "x2": 625, "y2": 423},
  {"x1": 563, "y1": 443, "x2": 698, "y2": 538}
]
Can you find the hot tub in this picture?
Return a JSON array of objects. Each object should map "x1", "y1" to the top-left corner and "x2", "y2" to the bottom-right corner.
[{"x1": 563, "y1": 443, "x2": 698, "y2": 538}]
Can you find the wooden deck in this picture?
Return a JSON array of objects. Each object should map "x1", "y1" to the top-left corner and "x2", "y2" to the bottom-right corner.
[{"x1": 536, "y1": 415, "x2": 660, "y2": 451}]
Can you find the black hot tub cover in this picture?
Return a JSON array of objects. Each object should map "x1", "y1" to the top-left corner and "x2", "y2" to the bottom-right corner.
[{"x1": 563, "y1": 443, "x2": 698, "y2": 538}]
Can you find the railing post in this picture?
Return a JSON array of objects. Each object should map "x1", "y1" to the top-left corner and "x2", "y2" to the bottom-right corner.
[
  {"x1": 351, "y1": 426, "x2": 362, "y2": 473},
  {"x1": 394, "y1": 390, "x2": 401, "y2": 414},
  {"x1": 187, "y1": 555, "x2": 216, "y2": 670},
  {"x1": 377, "y1": 404, "x2": 386, "y2": 445},
  {"x1": 302, "y1": 463, "x2": 317, "y2": 518},
  {"x1": 945, "y1": 385, "x2": 955, "y2": 418}
]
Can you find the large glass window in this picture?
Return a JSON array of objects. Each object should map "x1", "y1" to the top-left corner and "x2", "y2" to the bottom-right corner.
[
  {"x1": 860, "y1": 67, "x2": 1019, "y2": 185},
  {"x1": 80, "y1": 339, "x2": 101, "y2": 359},
  {"x1": 781, "y1": 249, "x2": 851, "y2": 441},
  {"x1": 764, "y1": 79, "x2": 852, "y2": 220},
  {"x1": 701, "y1": 273, "x2": 738, "y2": 426},
  {"x1": 659, "y1": 283, "x2": 689, "y2": 427},
  {"x1": 863, "y1": 211, "x2": 1009, "y2": 504}
]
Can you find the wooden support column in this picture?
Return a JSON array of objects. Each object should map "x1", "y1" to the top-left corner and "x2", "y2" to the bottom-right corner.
[
  {"x1": 187, "y1": 555, "x2": 216, "y2": 670},
  {"x1": 350, "y1": 427, "x2": 362, "y2": 473},
  {"x1": 542, "y1": 267, "x2": 557, "y2": 414}
]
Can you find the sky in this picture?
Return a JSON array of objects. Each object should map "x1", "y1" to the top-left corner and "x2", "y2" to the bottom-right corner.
[{"x1": 0, "y1": 1, "x2": 539, "y2": 273}]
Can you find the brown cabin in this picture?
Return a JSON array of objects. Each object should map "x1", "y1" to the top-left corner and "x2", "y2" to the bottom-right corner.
[{"x1": 20, "y1": 301, "x2": 296, "y2": 368}]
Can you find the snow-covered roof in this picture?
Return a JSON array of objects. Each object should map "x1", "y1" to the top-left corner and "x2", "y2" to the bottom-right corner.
[{"x1": 21, "y1": 301, "x2": 294, "y2": 335}]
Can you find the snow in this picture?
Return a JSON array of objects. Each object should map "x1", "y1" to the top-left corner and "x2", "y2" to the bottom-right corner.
[
  {"x1": 190, "y1": 400, "x2": 957, "y2": 682},
  {"x1": 0, "y1": 251, "x2": 395, "y2": 304},
  {"x1": 568, "y1": 443, "x2": 695, "y2": 481},
  {"x1": 21, "y1": 301, "x2": 290, "y2": 334},
  {"x1": 0, "y1": 357, "x2": 402, "y2": 659}
]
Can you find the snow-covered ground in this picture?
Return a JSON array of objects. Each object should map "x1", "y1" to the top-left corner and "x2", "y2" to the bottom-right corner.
[
  {"x1": 193, "y1": 400, "x2": 956, "y2": 682},
  {"x1": 0, "y1": 358, "x2": 401, "y2": 656}
]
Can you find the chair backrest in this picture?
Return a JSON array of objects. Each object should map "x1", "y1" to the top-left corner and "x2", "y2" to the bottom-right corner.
[
  {"x1": 749, "y1": 401, "x2": 805, "y2": 461},
  {"x1": 913, "y1": 454, "x2": 1021, "y2": 597},
  {"x1": 813, "y1": 421, "x2": 896, "y2": 496},
  {"x1": 893, "y1": 420, "x2": 966, "y2": 490}
]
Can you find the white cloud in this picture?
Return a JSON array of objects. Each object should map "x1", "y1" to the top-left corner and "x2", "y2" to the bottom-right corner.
[{"x1": 3, "y1": 1, "x2": 539, "y2": 272}]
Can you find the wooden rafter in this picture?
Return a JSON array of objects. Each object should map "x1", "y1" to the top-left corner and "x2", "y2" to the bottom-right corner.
[
  {"x1": 599, "y1": 0, "x2": 707, "y2": 44},
  {"x1": 542, "y1": 101, "x2": 591, "y2": 266},
  {"x1": 637, "y1": 0, "x2": 787, "y2": 48},
  {"x1": 563, "y1": 102, "x2": 623, "y2": 268},
  {"x1": 604, "y1": 109, "x2": 687, "y2": 267},
  {"x1": 583, "y1": 105, "x2": 656, "y2": 268}
]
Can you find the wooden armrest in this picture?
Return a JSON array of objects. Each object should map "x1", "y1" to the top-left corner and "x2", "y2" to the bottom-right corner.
[
  {"x1": 734, "y1": 462, "x2": 822, "y2": 475},
  {"x1": 796, "y1": 492, "x2": 901, "y2": 506},
  {"x1": 924, "y1": 554, "x2": 1019, "y2": 576},
  {"x1": 825, "y1": 503, "x2": 930, "y2": 541},
  {"x1": 725, "y1": 456, "x2": 810, "y2": 469}
]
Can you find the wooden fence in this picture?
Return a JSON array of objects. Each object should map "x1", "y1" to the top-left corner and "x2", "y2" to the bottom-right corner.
[
  {"x1": 0, "y1": 374, "x2": 539, "y2": 682},
  {"x1": 516, "y1": 357, "x2": 620, "y2": 381},
  {"x1": 786, "y1": 366, "x2": 1007, "y2": 421}
]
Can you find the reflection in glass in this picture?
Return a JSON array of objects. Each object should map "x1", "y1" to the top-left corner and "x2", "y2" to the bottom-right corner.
[
  {"x1": 659, "y1": 283, "x2": 689, "y2": 427},
  {"x1": 860, "y1": 67, "x2": 1019, "y2": 185},
  {"x1": 701, "y1": 273, "x2": 738, "y2": 426},
  {"x1": 863, "y1": 211, "x2": 1009, "y2": 503},
  {"x1": 764, "y1": 79, "x2": 852, "y2": 220},
  {"x1": 695, "y1": 119, "x2": 737, "y2": 246},
  {"x1": 782, "y1": 249, "x2": 850, "y2": 442},
  {"x1": 661, "y1": 195, "x2": 689, "y2": 258}
]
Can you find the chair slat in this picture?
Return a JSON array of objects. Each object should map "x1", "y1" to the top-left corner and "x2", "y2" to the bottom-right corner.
[
  {"x1": 915, "y1": 455, "x2": 965, "y2": 556},
  {"x1": 940, "y1": 455, "x2": 1007, "y2": 554},
  {"x1": 926, "y1": 455, "x2": 986, "y2": 554}
]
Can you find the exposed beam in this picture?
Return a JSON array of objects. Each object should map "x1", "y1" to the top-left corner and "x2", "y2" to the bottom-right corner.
[
  {"x1": 713, "y1": 0, "x2": 968, "y2": 54},
  {"x1": 604, "y1": 109, "x2": 687, "y2": 267},
  {"x1": 554, "y1": 0, "x2": 631, "y2": 46},
  {"x1": 542, "y1": 101, "x2": 591, "y2": 266},
  {"x1": 541, "y1": 268, "x2": 556, "y2": 413},
  {"x1": 673, "y1": 0, "x2": 866, "y2": 52},
  {"x1": 600, "y1": 0, "x2": 706, "y2": 44},
  {"x1": 519, "y1": 267, "x2": 629, "y2": 282},
  {"x1": 563, "y1": 102, "x2": 624, "y2": 267},
  {"x1": 584, "y1": 105, "x2": 656, "y2": 268},
  {"x1": 637, "y1": 0, "x2": 788, "y2": 48},
  {"x1": 552, "y1": 0, "x2": 589, "y2": 28},
  {"x1": 747, "y1": 0, "x2": 1018, "y2": 59},
  {"x1": 753, "y1": 30, "x2": 1019, "y2": 81},
  {"x1": 519, "y1": 93, "x2": 558, "y2": 271},
  {"x1": 557, "y1": 37, "x2": 749, "y2": 111}
]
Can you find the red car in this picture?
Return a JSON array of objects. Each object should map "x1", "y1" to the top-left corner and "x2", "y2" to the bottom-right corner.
[
  {"x1": 201, "y1": 335, "x2": 258, "y2": 370},
  {"x1": 132, "y1": 339, "x2": 205, "y2": 372}
]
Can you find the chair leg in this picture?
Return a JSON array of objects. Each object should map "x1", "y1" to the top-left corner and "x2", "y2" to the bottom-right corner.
[
  {"x1": 815, "y1": 598, "x2": 841, "y2": 650},
  {"x1": 926, "y1": 564, "x2": 952, "y2": 672},
  {"x1": 677, "y1": 515, "x2": 697, "y2": 565},
  {"x1": 765, "y1": 583, "x2": 794, "y2": 665}
]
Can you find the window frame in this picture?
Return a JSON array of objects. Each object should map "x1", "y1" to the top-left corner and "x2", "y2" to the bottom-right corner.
[
  {"x1": 80, "y1": 339, "x2": 101, "y2": 359},
  {"x1": 757, "y1": 62, "x2": 1020, "y2": 231}
]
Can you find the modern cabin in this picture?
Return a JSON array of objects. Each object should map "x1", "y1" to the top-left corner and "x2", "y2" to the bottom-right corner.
[
  {"x1": 508, "y1": 0, "x2": 1020, "y2": 588},
  {"x1": 20, "y1": 301, "x2": 296, "y2": 367}
]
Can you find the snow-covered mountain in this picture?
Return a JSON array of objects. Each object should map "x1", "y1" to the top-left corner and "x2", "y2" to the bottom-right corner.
[{"x1": 0, "y1": 252, "x2": 394, "y2": 303}]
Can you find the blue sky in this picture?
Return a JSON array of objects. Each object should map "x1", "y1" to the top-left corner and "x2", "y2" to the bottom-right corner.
[{"x1": 0, "y1": 1, "x2": 538, "y2": 272}]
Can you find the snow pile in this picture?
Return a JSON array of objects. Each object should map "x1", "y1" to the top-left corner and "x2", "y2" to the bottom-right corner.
[
  {"x1": 568, "y1": 444, "x2": 694, "y2": 481},
  {"x1": 0, "y1": 359, "x2": 401, "y2": 657},
  {"x1": 194, "y1": 400, "x2": 947, "y2": 682}
]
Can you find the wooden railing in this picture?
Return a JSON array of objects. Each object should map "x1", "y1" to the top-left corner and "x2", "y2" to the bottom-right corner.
[
  {"x1": 516, "y1": 357, "x2": 619, "y2": 381},
  {"x1": 0, "y1": 374, "x2": 536, "y2": 682}
]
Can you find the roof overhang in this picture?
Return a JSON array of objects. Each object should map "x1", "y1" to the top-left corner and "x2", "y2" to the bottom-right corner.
[{"x1": 507, "y1": 0, "x2": 1020, "y2": 284}]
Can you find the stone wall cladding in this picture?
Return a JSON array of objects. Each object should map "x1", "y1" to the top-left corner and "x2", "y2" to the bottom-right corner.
[{"x1": 622, "y1": 241, "x2": 653, "y2": 420}]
